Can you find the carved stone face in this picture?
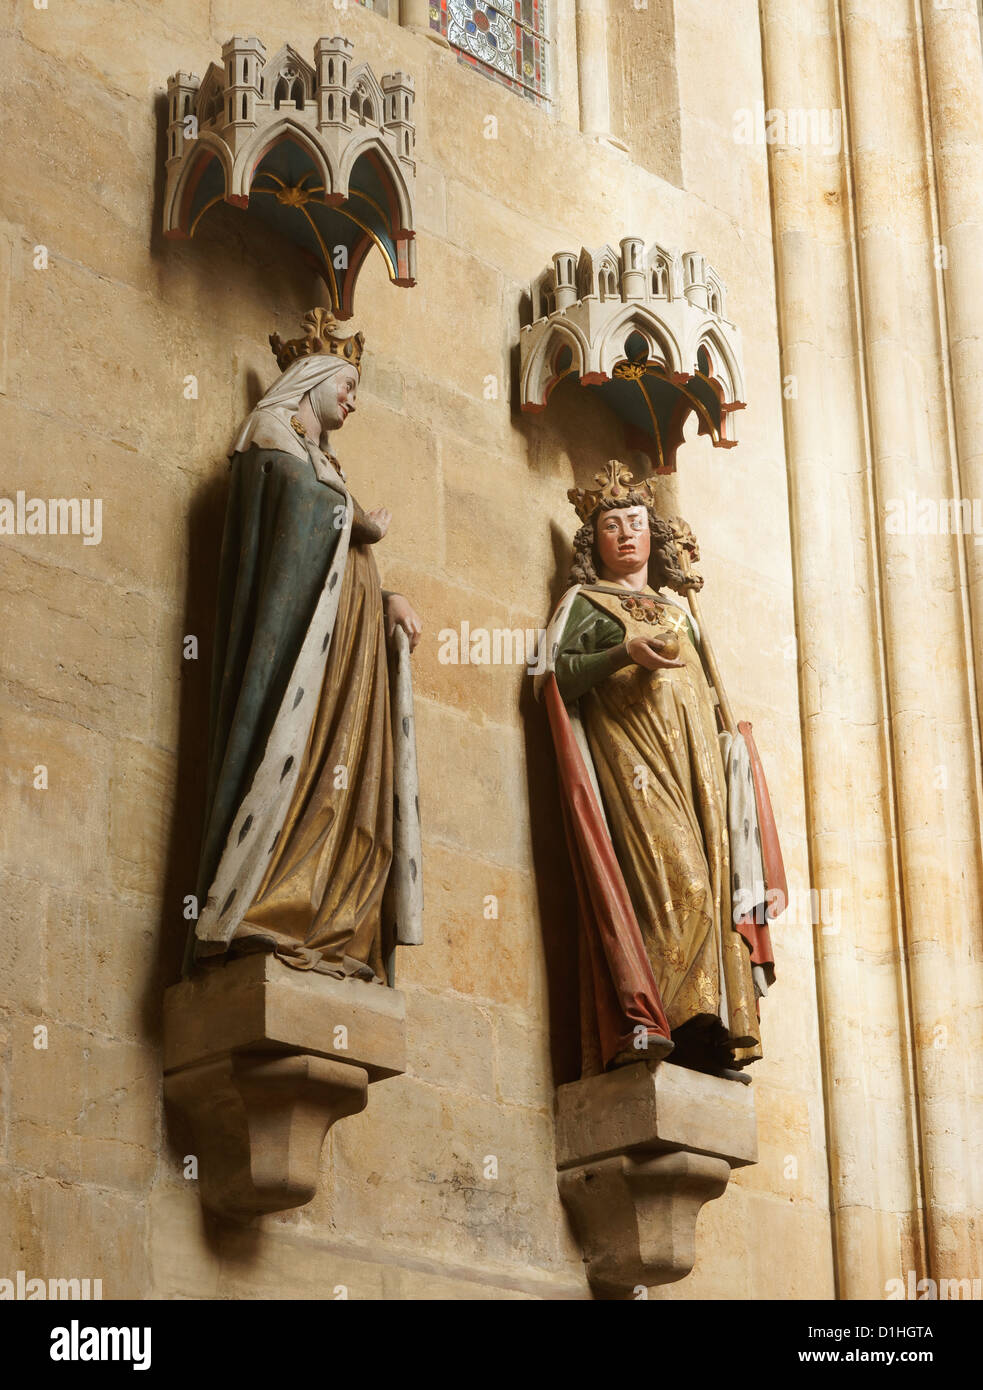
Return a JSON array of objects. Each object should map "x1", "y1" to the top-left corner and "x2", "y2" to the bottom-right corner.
[
  {"x1": 309, "y1": 366, "x2": 358, "y2": 432},
  {"x1": 595, "y1": 504, "x2": 651, "y2": 580}
]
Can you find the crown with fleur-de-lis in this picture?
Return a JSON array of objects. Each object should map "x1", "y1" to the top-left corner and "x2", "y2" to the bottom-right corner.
[
  {"x1": 567, "y1": 460, "x2": 656, "y2": 523},
  {"x1": 269, "y1": 307, "x2": 365, "y2": 375}
]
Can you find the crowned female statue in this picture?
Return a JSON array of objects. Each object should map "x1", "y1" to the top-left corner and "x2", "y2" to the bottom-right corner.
[
  {"x1": 187, "y1": 309, "x2": 423, "y2": 985},
  {"x1": 536, "y1": 461, "x2": 782, "y2": 1077}
]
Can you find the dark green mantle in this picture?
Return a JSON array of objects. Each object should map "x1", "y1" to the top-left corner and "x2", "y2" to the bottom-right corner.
[{"x1": 194, "y1": 445, "x2": 346, "y2": 922}]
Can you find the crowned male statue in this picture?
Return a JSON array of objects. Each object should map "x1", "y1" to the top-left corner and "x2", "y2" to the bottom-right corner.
[
  {"x1": 535, "y1": 462, "x2": 783, "y2": 1078},
  {"x1": 187, "y1": 309, "x2": 424, "y2": 985}
]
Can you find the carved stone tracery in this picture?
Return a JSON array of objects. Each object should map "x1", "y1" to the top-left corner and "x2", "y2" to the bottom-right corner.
[
  {"x1": 520, "y1": 238, "x2": 746, "y2": 472},
  {"x1": 164, "y1": 36, "x2": 417, "y2": 318}
]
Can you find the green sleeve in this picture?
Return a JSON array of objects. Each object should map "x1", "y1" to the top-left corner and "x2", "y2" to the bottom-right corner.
[{"x1": 554, "y1": 595, "x2": 629, "y2": 703}]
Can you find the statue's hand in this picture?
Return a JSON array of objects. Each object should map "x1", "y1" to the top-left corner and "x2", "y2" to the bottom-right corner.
[
  {"x1": 626, "y1": 636, "x2": 684, "y2": 671},
  {"x1": 366, "y1": 507, "x2": 391, "y2": 540},
  {"x1": 385, "y1": 593, "x2": 423, "y2": 653}
]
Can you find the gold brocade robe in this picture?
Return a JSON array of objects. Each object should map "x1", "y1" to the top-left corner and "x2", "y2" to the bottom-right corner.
[
  {"x1": 231, "y1": 541, "x2": 393, "y2": 981},
  {"x1": 570, "y1": 587, "x2": 761, "y2": 1063}
]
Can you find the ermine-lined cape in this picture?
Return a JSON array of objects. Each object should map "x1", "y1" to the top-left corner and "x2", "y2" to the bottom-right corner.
[
  {"x1": 189, "y1": 357, "x2": 422, "y2": 970},
  {"x1": 533, "y1": 585, "x2": 781, "y2": 1070}
]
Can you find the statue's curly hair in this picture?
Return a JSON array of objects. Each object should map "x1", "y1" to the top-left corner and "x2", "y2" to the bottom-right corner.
[{"x1": 568, "y1": 493, "x2": 698, "y2": 594}]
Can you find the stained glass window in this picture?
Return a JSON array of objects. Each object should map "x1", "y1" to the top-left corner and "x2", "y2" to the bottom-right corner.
[{"x1": 430, "y1": 2, "x2": 552, "y2": 105}]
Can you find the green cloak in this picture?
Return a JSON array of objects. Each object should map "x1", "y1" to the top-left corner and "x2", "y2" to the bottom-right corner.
[{"x1": 189, "y1": 443, "x2": 349, "y2": 966}]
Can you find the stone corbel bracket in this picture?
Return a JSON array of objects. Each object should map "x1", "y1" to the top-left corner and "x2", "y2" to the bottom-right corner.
[
  {"x1": 163, "y1": 36, "x2": 417, "y2": 318},
  {"x1": 163, "y1": 953, "x2": 406, "y2": 1220},
  {"x1": 555, "y1": 1061, "x2": 757, "y2": 1298},
  {"x1": 519, "y1": 239, "x2": 746, "y2": 473}
]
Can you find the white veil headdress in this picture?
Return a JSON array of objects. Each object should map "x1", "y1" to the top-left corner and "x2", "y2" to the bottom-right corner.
[{"x1": 231, "y1": 354, "x2": 356, "y2": 464}]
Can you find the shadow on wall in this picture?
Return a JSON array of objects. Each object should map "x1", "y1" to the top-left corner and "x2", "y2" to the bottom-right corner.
[
  {"x1": 146, "y1": 86, "x2": 323, "y2": 989},
  {"x1": 143, "y1": 94, "x2": 329, "y2": 1248}
]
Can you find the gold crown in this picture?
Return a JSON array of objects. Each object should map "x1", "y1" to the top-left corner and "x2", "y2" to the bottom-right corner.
[
  {"x1": 269, "y1": 308, "x2": 365, "y2": 375},
  {"x1": 568, "y1": 460, "x2": 656, "y2": 524}
]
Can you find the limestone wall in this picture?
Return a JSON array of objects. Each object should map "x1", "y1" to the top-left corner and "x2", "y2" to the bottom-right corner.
[
  {"x1": 0, "y1": 0, "x2": 829, "y2": 1298},
  {"x1": 761, "y1": 0, "x2": 983, "y2": 1298}
]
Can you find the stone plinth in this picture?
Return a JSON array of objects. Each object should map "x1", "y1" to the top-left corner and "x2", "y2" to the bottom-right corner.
[
  {"x1": 163, "y1": 954, "x2": 406, "y2": 1220},
  {"x1": 556, "y1": 1061, "x2": 757, "y2": 1298}
]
